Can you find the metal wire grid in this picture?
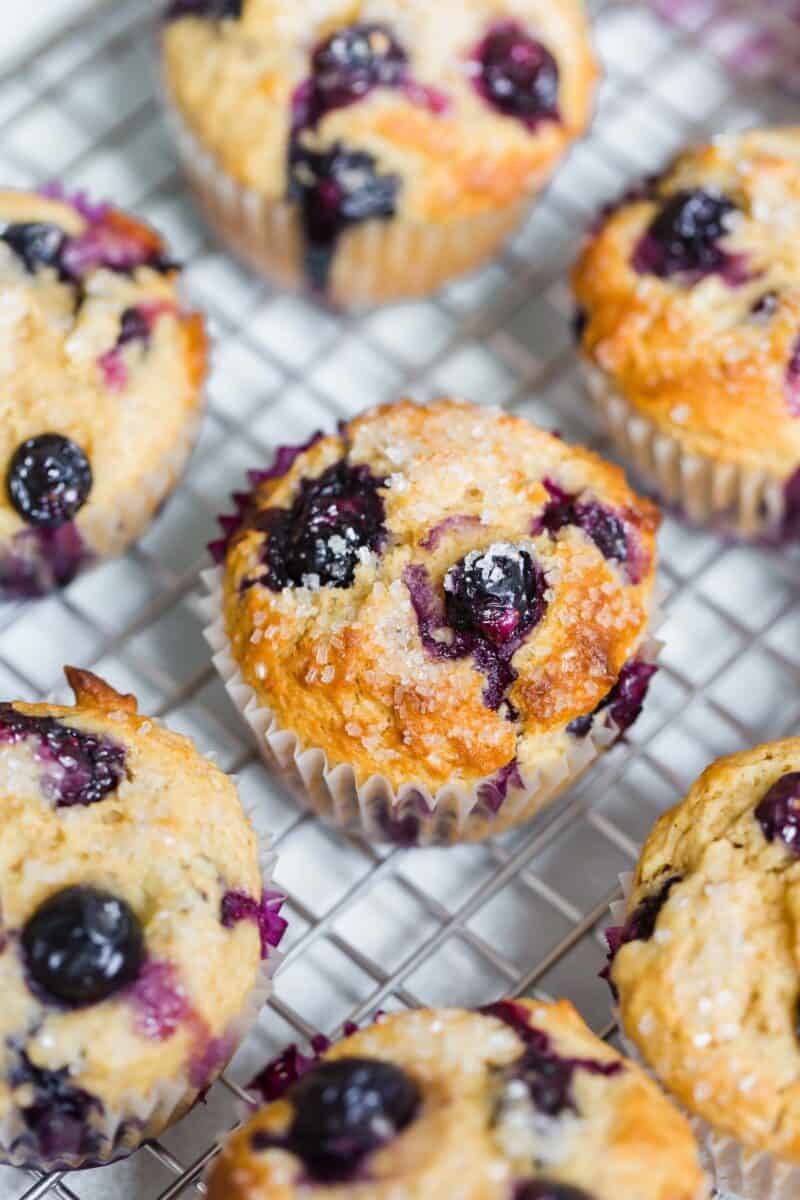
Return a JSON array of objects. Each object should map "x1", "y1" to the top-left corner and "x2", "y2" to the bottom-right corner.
[{"x1": 0, "y1": 0, "x2": 797, "y2": 1195}]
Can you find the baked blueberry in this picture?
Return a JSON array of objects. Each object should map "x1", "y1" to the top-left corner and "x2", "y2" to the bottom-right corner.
[
  {"x1": 7, "y1": 434, "x2": 92, "y2": 529},
  {"x1": 0, "y1": 704, "x2": 125, "y2": 808},
  {"x1": 164, "y1": 0, "x2": 242, "y2": 20},
  {"x1": 259, "y1": 460, "x2": 387, "y2": 590},
  {"x1": 286, "y1": 1057, "x2": 420, "y2": 1180},
  {"x1": 515, "y1": 1184, "x2": 594, "y2": 1200},
  {"x1": 444, "y1": 544, "x2": 541, "y2": 645},
  {"x1": 290, "y1": 144, "x2": 400, "y2": 292},
  {"x1": 10, "y1": 1049, "x2": 102, "y2": 1162},
  {"x1": 755, "y1": 772, "x2": 800, "y2": 853},
  {"x1": 786, "y1": 336, "x2": 800, "y2": 417},
  {"x1": 536, "y1": 481, "x2": 636, "y2": 573},
  {"x1": 751, "y1": 290, "x2": 779, "y2": 319},
  {"x1": 117, "y1": 306, "x2": 152, "y2": 347},
  {"x1": 311, "y1": 24, "x2": 407, "y2": 115},
  {"x1": 568, "y1": 658, "x2": 657, "y2": 740},
  {"x1": 2, "y1": 222, "x2": 67, "y2": 275},
  {"x1": 472, "y1": 21, "x2": 560, "y2": 128},
  {"x1": 22, "y1": 885, "x2": 145, "y2": 1008},
  {"x1": 632, "y1": 189, "x2": 737, "y2": 279}
]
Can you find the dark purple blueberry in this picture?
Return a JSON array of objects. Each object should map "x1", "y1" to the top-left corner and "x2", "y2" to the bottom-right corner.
[
  {"x1": 220, "y1": 889, "x2": 287, "y2": 959},
  {"x1": 22, "y1": 886, "x2": 144, "y2": 1008},
  {"x1": 286, "y1": 1057, "x2": 420, "y2": 1181},
  {"x1": 484, "y1": 1001, "x2": 622, "y2": 1119},
  {"x1": 444, "y1": 544, "x2": 543, "y2": 645},
  {"x1": 632, "y1": 189, "x2": 737, "y2": 279},
  {"x1": 7, "y1": 434, "x2": 92, "y2": 529},
  {"x1": 0, "y1": 704, "x2": 125, "y2": 808},
  {"x1": 9, "y1": 1049, "x2": 102, "y2": 1162},
  {"x1": 164, "y1": 0, "x2": 242, "y2": 20},
  {"x1": 567, "y1": 658, "x2": 657, "y2": 740},
  {"x1": 786, "y1": 335, "x2": 800, "y2": 418},
  {"x1": 783, "y1": 466, "x2": 800, "y2": 541},
  {"x1": 472, "y1": 21, "x2": 559, "y2": 128},
  {"x1": 534, "y1": 481, "x2": 640, "y2": 578},
  {"x1": 257, "y1": 460, "x2": 387, "y2": 591},
  {"x1": 2, "y1": 222, "x2": 67, "y2": 275},
  {"x1": 572, "y1": 307, "x2": 588, "y2": 340},
  {"x1": 604, "y1": 874, "x2": 682, "y2": 990},
  {"x1": 751, "y1": 290, "x2": 778, "y2": 319},
  {"x1": 515, "y1": 1183, "x2": 593, "y2": 1200},
  {"x1": 755, "y1": 773, "x2": 800, "y2": 853},
  {"x1": 117, "y1": 306, "x2": 152, "y2": 347},
  {"x1": 290, "y1": 144, "x2": 399, "y2": 293},
  {"x1": 311, "y1": 24, "x2": 407, "y2": 114}
]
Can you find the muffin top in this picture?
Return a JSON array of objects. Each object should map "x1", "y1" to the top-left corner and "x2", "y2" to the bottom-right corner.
[
  {"x1": 573, "y1": 128, "x2": 800, "y2": 478},
  {"x1": 216, "y1": 398, "x2": 659, "y2": 800},
  {"x1": 611, "y1": 737, "x2": 800, "y2": 1163},
  {"x1": 161, "y1": 0, "x2": 597, "y2": 223},
  {"x1": 0, "y1": 187, "x2": 206, "y2": 555},
  {"x1": 208, "y1": 999, "x2": 708, "y2": 1200},
  {"x1": 0, "y1": 668, "x2": 282, "y2": 1165}
]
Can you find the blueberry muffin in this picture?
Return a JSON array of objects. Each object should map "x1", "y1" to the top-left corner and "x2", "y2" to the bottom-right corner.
[
  {"x1": 0, "y1": 186, "x2": 206, "y2": 599},
  {"x1": 207, "y1": 1000, "x2": 708, "y2": 1199},
  {"x1": 204, "y1": 398, "x2": 660, "y2": 845},
  {"x1": 0, "y1": 667, "x2": 284, "y2": 1169},
  {"x1": 160, "y1": 0, "x2": 597, "y2": 307},
  {"x1": 609, "y1": 739, "x2": 800, "y2": 1198},
  {"x1": 573, "y1": 128, "x2": 800, "y2": 542}
]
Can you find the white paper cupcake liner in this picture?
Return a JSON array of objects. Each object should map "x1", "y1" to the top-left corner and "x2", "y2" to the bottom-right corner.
[
  {"x1": 0, "y1": 775, "x2": 282, "y2": 1172},
  {"x1": 200, "y1": 564, "x2": 663, "y2": 846},
  {"x1": 584, "y1": 363, "x2": 790, "y2": 543},
  {"x1": 609, "y1": 874, "x2": 800, "y2": 1200},
  {"x1": 158, "y1": 76, "x2": 539, "y2": 309}
]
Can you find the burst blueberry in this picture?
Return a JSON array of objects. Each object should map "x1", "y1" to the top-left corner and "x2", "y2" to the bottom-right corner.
[
  {"x1": 2, "y1": 222, "x2": 67, "y2": 275},
  {"x1": 311, "y1": 24, "x2": 408, "y2": 114},
  {"x1": 9, "y1": 1049, "x2": 102, "y2": 1162},
  {"x1": 22, "y1": 885, "x2": 144, "y2": 1008},
  {"x1": 0, "y1": 704, "x2": 125, "y2": 808},
  {"x1": 632, "y1": 189, "x2": 737, "y2": 278},
  {"x1": 7, "y1": 434, "x2": 92, "y2": 529},
  {"x1": 444, "y1": 544, "x2": 542, "y2": 645},
  {"x1": 755, "y1": 773, "x2": 800, "y2": 853},
  {"x1": 164, "y1": 0, "x2": 242, "y2": 20},
  {"x1": 568, "y1": 658, "x2": 657, "y2": 740},
  {"x1": 472, "y1": 21, "x2": 560, "y2": 128},
  {"x1": 285, "y1": 1057, "x2": 420, "y2": 1181},
  {"x1": 515, "y1": 1184, "x2": 594, "y2": 1200}
]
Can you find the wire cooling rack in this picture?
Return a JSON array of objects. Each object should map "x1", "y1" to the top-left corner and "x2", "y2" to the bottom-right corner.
[{"x1": 0, "y1": 1, "x2": 798, "y2": 1196}]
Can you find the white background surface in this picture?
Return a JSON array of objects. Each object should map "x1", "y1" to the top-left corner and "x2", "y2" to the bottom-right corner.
[{"x1": 0, "y1": 3, "x2": 106, "y2": 70}]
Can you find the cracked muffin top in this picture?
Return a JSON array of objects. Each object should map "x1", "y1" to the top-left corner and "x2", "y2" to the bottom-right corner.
[
  {"x1": 610, "y1": 737, "x2": 800, "y2": 1164},
  {"x1": 573, "y1": 129, "x2": 800, "y2": 479},
  {"x1": 215, "y1": 398, "x2": 659, "y2": 801},
  {"x1": 161, "y1": 0, "x2": 597, "y2": 224},
  {"x1": 208, "y1": 999, "x2": 708, "y2": 1200},
  {"x1": 0, "y1": 668, "x2": 283, "y2": 1167}
]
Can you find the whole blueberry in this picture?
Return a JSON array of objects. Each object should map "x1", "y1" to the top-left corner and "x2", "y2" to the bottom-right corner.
[
  {"x1": 515, "y1": 1183, "x2": 594, "y2": 1200},
  {"x1": 117, "y1": 306, "x2": 151, "y2": 347},
  {"x1": 755, "y1": 773, "x2": 800, "y2": 853},
  {"x1": 474, "y1": 21, "x2": 560, "y2": 128},
  {"x1": 2, "y1": 222, "x2": 67, "y2": 275},
  {"x1": 7, "y1": 434, "x2": 92, "y2": 529},
  {"x1": 22, "y1": 885, "x2": 145, "y2": 1008},
  {"x1": 286, "y1": 1057, "x2": 420, "y2": 1180},
  {"x1": 444, "y1": 544, "x2": 541, "y2": 645},
  {"x1": 312, "y1": 24, "x2": 407, "y2": 111},
  {"x1": 633, "y1": 189, "x2": 736, "y2": 278}
]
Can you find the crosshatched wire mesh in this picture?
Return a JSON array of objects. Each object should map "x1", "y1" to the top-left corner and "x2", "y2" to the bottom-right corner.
[{"x1": 0, "y1": 0, "x2": 798, "y2": 1196}]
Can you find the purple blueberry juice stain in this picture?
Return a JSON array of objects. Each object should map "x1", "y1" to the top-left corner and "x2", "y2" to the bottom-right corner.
[
  {"x1": 631, "y1": 188, "x2": 743, "y2": 283},
  {"x1": 751, "y1": 290, "x2": 779, "y2": 319},
  {"x1": 484, "y1": 1001, "x2": 622, "y2": 1118},
  {"x1": 98, "y1": 302, "x2": 174, "y2": 391},
  {"x1": 372, "y1": 790, "x2": 431, "y2": 848},
  {"x1": 755, "y1": 773, "x2": 800, "y2": 853},
  {"x1": 785, "y1": 335, "x2": 800, "y2": 417},
  {"x1": 127, "y1": 961, "x2": 190, "y2": 1041},
  {"x1": 0, "y1": 523, "x2": 91, "y2": 600},
  {"x1": 405, "y1": 544, "x2": 547, "y2": 713},
  {"x1": 189, "y1": 1030, "x2": 236, "y2": 1090},
  {"x1": 603, "y1": 873, "x2": 682, "y2": 989},
  {"x1": 470, "y1": 20, "x2": 560, "y2": 129},
  {"x1": 567, "y1": 658, "x2": 657, "y2": 741},
  {"x1": 515, "y1": 1183, "x2": 594, "y2": 1200},
  {"x1": 220, "y1": 889, "x2": 287, "y2": 959},
  {"x1": 533, "y1": 479, "x2": 646, "y2": 583},
  {"x1": 477, "y1": 757, "x2": 523, "y2": 816},
  {"x1": 0, "y1": 705, "x2": 125, "y2": 808},
  {"x1": 418, "y1": 513, "x2": 482, "y2": 552},
  {"x1": 783, "y1": 466, "x2": 800, "y2": 541},
  {"x1": 8, "y1": 1048, "x2": 103, "y2": 1163}
]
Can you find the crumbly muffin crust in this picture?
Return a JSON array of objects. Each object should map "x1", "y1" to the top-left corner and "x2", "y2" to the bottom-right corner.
[
  {"x1": 573, "y1": 129, "x2": 800, "y2": 480},
  {"x1": 0, "y1": 187, "x2": 206, "y2": 597},
  {"x1": 162, "y1": 0, "x2": 597, "y2": 224},
  {"x1": 0, "y1": 668, "x2": 277, "y2": 1166},
  {"x1": 218, "y1": 399, "x2": 659, "y2": 810},
  {"x1": 612, "y1": 738, "x2": 800, "y2": 1164},
  {"x1": 208, "y1": 999, "x2": 708, "y2": 1200}
]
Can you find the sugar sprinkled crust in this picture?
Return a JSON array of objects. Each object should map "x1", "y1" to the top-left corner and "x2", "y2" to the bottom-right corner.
[
  {"x1": 220, "y1": 398, "x2": 659, "y2": 800},
  {"x1": 207, "y1": 999, "x2": 708, "y2": 1200},
  {"x1": 612, "y1": 738, "x2": 800, "y2": 1164},
  {"x1": 0, "y1": 668, "x2": 271, "y2": 1160},
  {"x1": 0, "y1": 187, "x2": 206, "y2": 595},
  {"x1": 161, "y1": 0, "x2": 597, "y2": 223},
  {"x1": 573, "y1": 129, "x2": 800, "y2": 479}
]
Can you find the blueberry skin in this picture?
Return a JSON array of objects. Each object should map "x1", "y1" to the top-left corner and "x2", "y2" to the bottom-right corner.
[
  {"x1": 164, "y1": 0, "x2": 242, "y2": 20},
  {"x1": 755, "y1": 773, "x2": 800, "y2": 854},
  {"x1": 286, "y1": 1057, "x2": 420, "y2": 1181},
  {"x1": 633, "y1": 189, "x2": 736, "y2": 278},
  {"x1": 22, "y1": 885, "x2": 145, "y2": 1008},
  {"x1": 444, "y1": 546, "x2": 540, "y2": 646},
  {"x1": 2, "y1": 223, "x2": 67, "y2": 275},
  {"x1": 474, "y1": 21, "x2": 560, "y2": 128},
  {"x1": 311, "y1": 24, "x2": 407, "y2": 113},
  {"x1": 515, "y1": 1183, "x2": 594, "y2": 1200},
  {"x1": 7, "y1": 434, "x2": 92, "y2": 529}
]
